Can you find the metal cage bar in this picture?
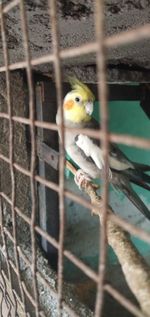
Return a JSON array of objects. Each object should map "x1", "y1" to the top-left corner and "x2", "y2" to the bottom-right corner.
[
  {"x1": 1, "y1": 222, "x2": 147, "y2": 317},
  {"x1": 19, "y1": 0, "x2": 40, "y2": 316},
  {"x1": 0, "y1": 113, "x2": 150, "y2": 150},
  {"x1": 0, "y1": 23, "x2": 149, "y2": 73},
  {"x1": 0, "y1": 0, "x2": 150, "y2": 317},
  {"x1": 94, "y1": 0, "x2": 109, "y2": 316},
  {"x1": 48, "y1": 1, "x2": 65, "y2": 314},
  {"x1": 0, "y1": 2, "x2": 27, "y2": 315}
]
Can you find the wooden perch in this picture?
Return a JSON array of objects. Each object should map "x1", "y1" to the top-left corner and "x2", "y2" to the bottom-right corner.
[{"x1": 66, "y1": 160, "x2": 150, "y2": 317}]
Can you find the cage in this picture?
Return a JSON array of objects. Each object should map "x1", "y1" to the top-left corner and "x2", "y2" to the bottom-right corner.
[{"x1": 0, "y1": 1, "x2": 150, "y2": 317}]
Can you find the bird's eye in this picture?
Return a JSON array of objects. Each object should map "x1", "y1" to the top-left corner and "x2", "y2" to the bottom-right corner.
[{"x1": 75, "y1": 96, "x2": 81, "y2": 103}]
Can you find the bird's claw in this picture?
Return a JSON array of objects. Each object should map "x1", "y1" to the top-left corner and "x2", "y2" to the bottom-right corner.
[{"x1": 74, "y1": 169, "x2": 92, "y2": 189}]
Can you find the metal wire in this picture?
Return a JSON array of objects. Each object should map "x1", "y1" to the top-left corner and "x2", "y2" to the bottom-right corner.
[
  {"x1": 2, "y1": 183, "x2": 150, "y2": 255},
  {"x1": 19, "y1": 0, "x2": 39, "y2": 316},
  {"x1": 48, "y1": 1, "x2": 65, "y2": 315},
  {"x1": 1, "y1": 222, "x2": 147, "y2": 317},
  {"x1": 0, "y1": 113, "x2": 150, "y2": 150},
  {"x1": 0, "y1": 0, "x2": 150, "y2": 317},
  {"x1": 94, "y1": 0, "x2": 109, "y2": 316},
  {"x1": 0, "y1": 23, "x2": 150, "y2": 73},
  {"x1": 0, "y1": 2, "x2": 27, "y2": 315}
]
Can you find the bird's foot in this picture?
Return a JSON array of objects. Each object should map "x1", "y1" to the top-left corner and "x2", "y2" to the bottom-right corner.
[{"x1": 74, "y1": 169, "x2": 92, "y2": 189}]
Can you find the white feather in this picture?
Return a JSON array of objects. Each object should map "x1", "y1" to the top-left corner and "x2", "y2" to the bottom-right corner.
[{"x1": 76, "y1": 134, "x2": 104, "y2": 169}]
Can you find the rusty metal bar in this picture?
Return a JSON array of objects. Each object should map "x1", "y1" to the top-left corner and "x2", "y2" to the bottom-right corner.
[
  {"x1": 0, "y1": 0, "x2": 150, "y2": 316},
  {"x1": 1, "y1": 263, "x2": 22, "y2": 317},
  {"x1": 0, "y1": 197, "x2": 15, "y2": 297},
  {"x1": 106, "y1": 23, "x2": 150, "y2": 49},
  {"x1": 1, "y1": 154, "x2": 150, "y2": 218},
  {"x1": 19, "y1": 1, "x2": 39, "y2": 316},
  {"x1": 35, "y1": 225, "x2": 59, "y2": 250},
  {"x1": 0, "y1": 112, "x2": 9, "y2": 118},
  {"x1": 109, "y1": 133, "x2": 150, "y2": 149},
  {"x1": 0, "y1": 0, "x2": 20, "y2": 14},
  {"x1": 104, "y1": 284, "x2": 146, "y2": 317},
  {"x1": 2, "y1": 188, "x2": 150, "y2": 247},
  {"x1": 1, "y1": 200, "x2": 150, "y2": 317},
  {"x1": 94, "y1": 0, "x2": 109, "y2": 316},
  {"x1": 0, "y1": 113, "x2": 150, "y2": 149},
  {"x1": 2, "y1": 166, "x2": 150, "y2": 249},
  {"x1": 17, "y1": 246, "x2": 80, "y2": 317},
  {"x1": 9, "y1": 259, "x2": 18, "y2": 276},
  {"x1": 63, "y1": 250, "x2": 98, "y2": 283},
  {"x1": 62, "y1": 302, "x2": 80, "y2": 317},
  {"x1": 48, "y1": 0, "x2": 65, "y2": 315},
  {"x1": 0, "y1": 192, "x2": 31, "y2": 225},
  {"x1": 109, "y1": 213, "x2": 150, "y2": 243},
  {"x1": 35, "y1": 226, "x2": 99, "y2": 283},
  {"x1": 3, "y1": 178, "x2": 150, "y2": 250},
  {"x1": 15, "y1": 206, "x2": 31, "y2": 225},
  {"x1": 1, "y1": 269, "x2": 30, "y2": 316},
  {"x1": 6, "y1": 260, "x2": 46, "y2": 317},
  {"x1": 3, "y1": 221, "x2": 147, "y2": 317},
  {"x1": 0, "y1": 3, "x2": 27, "y2": 314},
  {"x1": 1, "y1": 194, "x2": 99, "y2": 285},
  {"x1": 19, "y1": 243, "x2": 95, "y2": 317},
  {"x1": 35, "y1": 174, "x2": 59, "y2": 193},
  {"x1": 22, "y1": 281, "x2": 37, "y2": 308},
  {"x1": 0, "y1": 22, "x2": 149, "y2": 73},
  {"x1": 0, "y1": 153, "x2": 10, "y2": 164},
  {"x1": 4, "y1": 227, "x2": 15, "y2": 243}
]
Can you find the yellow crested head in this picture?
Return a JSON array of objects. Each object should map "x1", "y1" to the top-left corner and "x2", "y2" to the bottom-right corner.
[
  {"x1": 63, "y1": 78, "x2": 95, "y2": 123},
  {"x1": 69, "y1": 77, "x2": 95, "y2": 101}
]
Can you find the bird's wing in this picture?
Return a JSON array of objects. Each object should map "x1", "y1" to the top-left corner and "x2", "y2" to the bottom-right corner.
[
  {"x1": 63, "y1": 116, "x2": 103, "y2": 178},
  {"x1": 85, "y1": 117, "x2": 134, "y2": 171},
  {"x1": 75, "y1": 134, "x2": 105, "y2": 170},
  {"x1": 66, "y1": 142, "x2": 102, "y2": 179},
  {"x1": 75, "y1": 132, "x2": 133, "y2": 173}
]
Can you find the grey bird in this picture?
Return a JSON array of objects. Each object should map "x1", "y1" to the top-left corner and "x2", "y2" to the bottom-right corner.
[{"x1": 56, "y1": 78, "x2": 150, "y2": 220}]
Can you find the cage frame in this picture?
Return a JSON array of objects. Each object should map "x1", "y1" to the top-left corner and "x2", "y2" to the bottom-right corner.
[{"x1": 0, "y1": 0, "x2": 150, "y2": 317}]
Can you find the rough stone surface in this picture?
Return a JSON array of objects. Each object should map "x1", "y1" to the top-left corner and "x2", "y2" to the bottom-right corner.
[
  {"x1": 0, "y1": 71, "x2": 93, "y2": 317},
  {"x1": 0, "y1": 1, "x2": 150, "y2": 82}
]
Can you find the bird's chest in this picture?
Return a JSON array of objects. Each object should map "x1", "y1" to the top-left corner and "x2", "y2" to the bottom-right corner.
[
  {"x1": 64, "y1": 130, "x2": 78, "y2": 149},
  {"x1": 63, "y1": 120, "x2": 85, "y2": 149}
]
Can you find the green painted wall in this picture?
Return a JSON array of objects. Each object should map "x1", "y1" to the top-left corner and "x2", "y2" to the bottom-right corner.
[
  {"x1": 94, "y1": 100, "x2": 150, "y2": 261},
  {"x1": 94, "y1": 100, "x2": 150, "y2": 164},
  {"x1": 64, "y1": 98, "x2": 150, "y2": 283},
  {"x1": 93, "y1": 100, "x2": 150, "y2": 204}
]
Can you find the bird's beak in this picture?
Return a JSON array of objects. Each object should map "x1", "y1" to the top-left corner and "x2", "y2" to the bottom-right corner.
[{"x1": 85, "y1": 101, "x2": 93, "y2": 115}]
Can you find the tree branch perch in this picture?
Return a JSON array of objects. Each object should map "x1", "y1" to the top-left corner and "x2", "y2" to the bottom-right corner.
[{"x1": 66, "y1": 160, "x2": 150, "y2": 317}]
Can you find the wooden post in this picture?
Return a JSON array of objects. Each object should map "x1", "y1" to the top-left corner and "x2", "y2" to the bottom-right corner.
[{"x1": 36, "y1": 79, "x2": 59, "y2": 269}]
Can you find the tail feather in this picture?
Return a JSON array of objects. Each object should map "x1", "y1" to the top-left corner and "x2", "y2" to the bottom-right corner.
[
  {"x1": 133, "y1": 162, "x2": 150, "y2": 172},
  {"x1": 124, "y1": 169, "x2": 150, "y2": 190},
  {"x1": 121, "y1": 183, "x2": 150, "y2": 221},
  {"x1": 112, "y1": 172, "x2": 150, "y2": 221},
  {"x1": 131, "y1": 179, "x2": 150, "y2": 191},
  {"x1": 140, "y1": 172, "x2": 150, "y2": 184}
]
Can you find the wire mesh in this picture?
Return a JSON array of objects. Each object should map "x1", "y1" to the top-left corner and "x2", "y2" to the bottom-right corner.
[{"x1": 0, "y1": 0, "x2": 150, "y2": 317}]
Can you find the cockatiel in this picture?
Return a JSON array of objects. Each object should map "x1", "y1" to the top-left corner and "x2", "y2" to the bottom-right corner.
[{"x1": 56, "y1": 78, "x2": 150, "y2": 220}]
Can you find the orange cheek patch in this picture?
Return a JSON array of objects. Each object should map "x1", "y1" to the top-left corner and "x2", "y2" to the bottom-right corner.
[{"x1": 64, "y1": 100, "x2": 74, "y2": 110}]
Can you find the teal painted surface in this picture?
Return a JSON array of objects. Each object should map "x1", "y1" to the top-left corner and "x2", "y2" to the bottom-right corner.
[
  {"x1": 106, "y1": 100, "x2": 150, "y2": 160},
  {"x1": 94, "y1": 100, "x2": 150, "y2": 264},
  {"x1": 64, "y1": 99, "x2": 150, "y2": 282},
  {"x1": 96, "y1": 100, "x2": 150, "y2": 206}
]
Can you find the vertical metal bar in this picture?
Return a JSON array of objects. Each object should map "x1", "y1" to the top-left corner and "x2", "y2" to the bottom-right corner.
[
  {"x1": 0, "y1": 4, "x2": 27, "y2": 315},
  {"x1": 48, "y1": 0, "x2": 65, "y2": 315},
  {"x1": 94, "y1": 0, "x2": 109, "y2": 316},
  {"x1": 36, "y1": 81, "x2": 59, "y2": 269},
  {"x1": 0, "y1": 198, "x2": 17, "y2": 315},
  {"x1": 19, "y1": 1, "x2": 39, "y2": 316}
]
